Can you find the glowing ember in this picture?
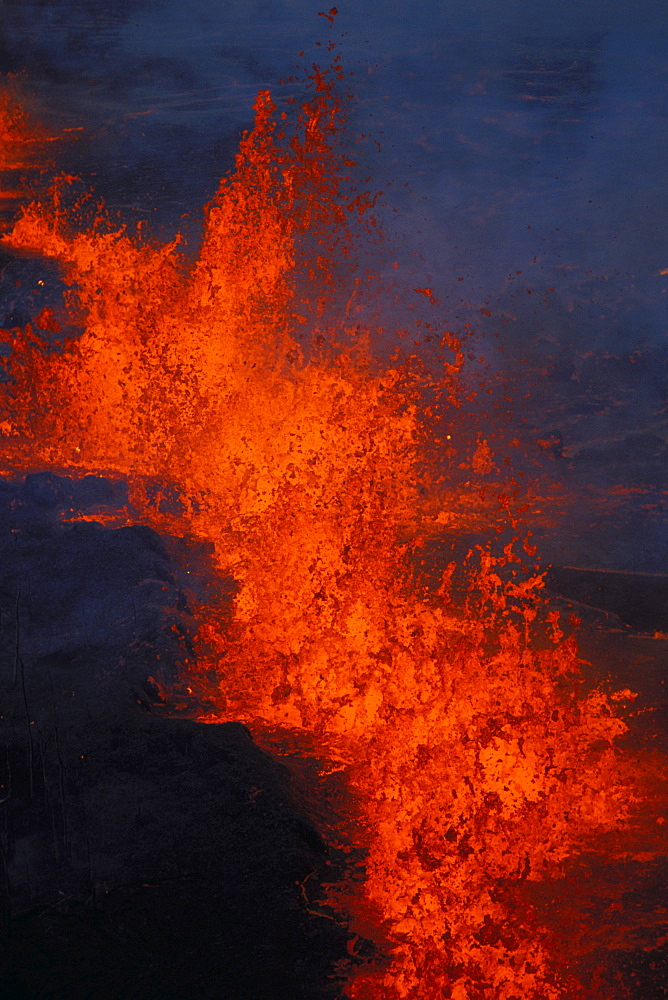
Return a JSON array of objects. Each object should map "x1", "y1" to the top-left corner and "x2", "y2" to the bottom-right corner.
[{"x1": 0, "y1": 45, "x2": 665, "y2": 1000}]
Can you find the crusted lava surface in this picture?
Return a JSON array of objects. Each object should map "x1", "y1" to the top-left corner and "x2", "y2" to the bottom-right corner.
[{"x1": 0, "y1": 474, "x2": 352, "y2": 1000}]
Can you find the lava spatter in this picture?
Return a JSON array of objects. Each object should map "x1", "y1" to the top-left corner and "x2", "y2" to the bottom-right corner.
[{"x1": 0, "y1": 51, "x2": 665, "y2": 1000}]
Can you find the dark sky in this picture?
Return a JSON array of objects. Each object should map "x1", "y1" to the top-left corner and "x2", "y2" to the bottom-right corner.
[{"x1": 1, "y1": 0, "x2": 666, "y2": 570}]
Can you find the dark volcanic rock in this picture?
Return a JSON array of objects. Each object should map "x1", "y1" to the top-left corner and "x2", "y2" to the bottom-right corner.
[
  {"x1": 0, "y1": 475, "x2": 351, "y2": 999},
  {"x1": 1, "y1": 715, "x2": 348, "y2": 999},
  {"x1": 546, "y1": 566, "x2": 668, "y2": 633}
]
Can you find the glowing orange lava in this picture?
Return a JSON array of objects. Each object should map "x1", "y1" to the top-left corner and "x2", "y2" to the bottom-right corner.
[{"x1": 0, "y1": 48, "x2": 665, "y2": 1000}]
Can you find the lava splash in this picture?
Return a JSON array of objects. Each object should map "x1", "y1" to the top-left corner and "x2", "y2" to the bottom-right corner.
[{"x1": 0, "y1": 45, "x2": 666, "y2": 1000}]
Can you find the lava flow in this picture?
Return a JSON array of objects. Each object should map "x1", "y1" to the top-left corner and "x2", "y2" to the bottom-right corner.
[{"x1": 1, "y1": 45, "x2": 666, "y2": 1000}]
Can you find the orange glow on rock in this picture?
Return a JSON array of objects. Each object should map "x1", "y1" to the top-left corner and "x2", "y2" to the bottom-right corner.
[{"x1": 0, "y1": 59, "x2": 665, "y2": 1000}]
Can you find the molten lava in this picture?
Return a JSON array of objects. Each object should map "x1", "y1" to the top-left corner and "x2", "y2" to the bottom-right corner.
[{"x1": 0, "y1": 48, "x2": 665, "y2": 1000}]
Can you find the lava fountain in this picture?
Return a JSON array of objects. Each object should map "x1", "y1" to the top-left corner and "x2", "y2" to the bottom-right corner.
[{"x1": 0, "y1": 41, "x2": 665, "y2": 1000}]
